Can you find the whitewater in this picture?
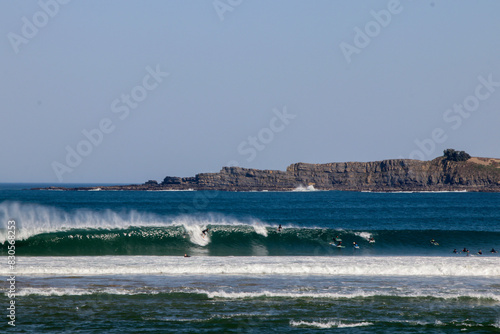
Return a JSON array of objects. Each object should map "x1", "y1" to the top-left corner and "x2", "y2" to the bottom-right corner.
[
  {"x1": 5, "y1": 255, "x2": 500, "y2": 277},
  {"x1": 1, "y1": 185, "x2": 499, "y2": 332}
]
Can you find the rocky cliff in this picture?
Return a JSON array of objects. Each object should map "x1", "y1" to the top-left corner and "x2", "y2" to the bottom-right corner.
[
  {"x1": 156, "y1": 156, "x2": 500, "y2": 192},
  {"x1": 34, "y1": 156, "x2": 500, "y2": 192}
]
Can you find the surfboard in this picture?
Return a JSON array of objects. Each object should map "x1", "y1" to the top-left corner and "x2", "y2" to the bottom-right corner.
[
  {"x1": 369, "y1": 239, "x2": 375, "y2": 243},
  {"x1": 353, "y1": 245, "x2": 360, "y2": 249}
]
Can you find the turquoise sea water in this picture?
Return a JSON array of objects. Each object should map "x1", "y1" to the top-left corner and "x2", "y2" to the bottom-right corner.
[{"x1": 1, "y1": 185, "x2": 499, "y2": 333}]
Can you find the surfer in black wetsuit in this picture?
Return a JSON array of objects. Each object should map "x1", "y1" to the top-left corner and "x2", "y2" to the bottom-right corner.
[
  {"x1": 278, "y1": 224, "x2": 282, "y2": 232},
  {"x1": 477, "y1": 250, "x2": 483, "y2": 255},
  {"x1": 491, "y1": 248, "x2": 498, "y2": 253},
  {"x1": 453, "y1": 249, "x2": 458, "y2": 254},
  {"x1": 202, "y1": 228, "x2": 209, "y2": 236}
]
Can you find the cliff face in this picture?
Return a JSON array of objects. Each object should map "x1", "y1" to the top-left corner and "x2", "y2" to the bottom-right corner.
[
  {"x1": 34, "y1": 156, "x2": 500, "y2": 192},
  {"x1": 158, "y1": 157, "x2": 500, "y2": 192}
]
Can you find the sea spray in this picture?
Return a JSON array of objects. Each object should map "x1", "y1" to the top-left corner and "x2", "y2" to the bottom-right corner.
[
  {"x1": 290, "y1": 320, "x2": 373, "y2": 329},
  {"x1": 354, "y1": 231, "x2": 373, "y2": 241},
  {"x1": 5, "y1": 256, "x2": 500, "y2": 277},
  {"x1": 183, "y1": 224, "x2": 209, "y2": 246},
  {"x1": 0, "y1": 201, "x2": 269, "y2": 244},
  {"x1": 252, "y1": 223, "x2": 268, "y2": 237}
]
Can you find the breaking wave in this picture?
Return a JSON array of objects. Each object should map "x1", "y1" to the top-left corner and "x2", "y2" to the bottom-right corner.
[{"x1": 1, "y1": 201, "x2": 499, "y2": 256}]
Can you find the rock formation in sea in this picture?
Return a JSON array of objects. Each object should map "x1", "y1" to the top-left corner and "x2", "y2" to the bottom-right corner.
[{"x1": 35, "y1": 150, "x2": 500, "y2": 192}]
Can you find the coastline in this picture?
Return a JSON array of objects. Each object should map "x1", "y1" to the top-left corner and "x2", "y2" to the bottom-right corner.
[{"x1": 31, "y1": 154, "x2": 500, "y2": 192}]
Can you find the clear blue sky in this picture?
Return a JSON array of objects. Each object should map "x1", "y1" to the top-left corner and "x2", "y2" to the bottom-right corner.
[{"x1": 1, "y1": 0, "x2": 499, "y2": 183}]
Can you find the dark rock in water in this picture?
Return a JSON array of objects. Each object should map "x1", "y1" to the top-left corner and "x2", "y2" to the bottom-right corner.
[{"x1": 32, "y1": 155, "x2": 500, "y2": 192}]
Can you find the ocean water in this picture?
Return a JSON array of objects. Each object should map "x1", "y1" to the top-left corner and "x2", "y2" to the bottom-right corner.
[{"x1": 1, "y1": 184, "x2": 499, "y2": 333}]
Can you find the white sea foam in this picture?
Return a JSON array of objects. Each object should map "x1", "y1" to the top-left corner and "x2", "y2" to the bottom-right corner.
[
  {"x1": 293, "y1": 185, "x2": 316, "y2": 191},
  {"x1": 183, "y1": 224, "x2": 210, "y2": 246},
  {"x1": 0, "y1": 202, "x2": 270, "y2": 244},
  {"x1": 147, "y1": 189, "x2": 195, "y2": 192},
  {"x1": 354, "y1": 231, "x2": 372, "y2": 240},
  {"x1": 14, "y1": 287, "x2": 158, "y2": 297},
  {"x1": 5, "y1": 256, "x2": 499, "y2": 278},
  {"x1": 12, "y1": 286, "x2": 500, "y2": 303},
  {"x1": 368, "y1": 190, "x2": 468, "y2": 194},
  {"x1": 0, "y1": 201, "x2": 164, "y2": 243},
  {"x1": 253, "y1": 223, "x2": 268, "y2": 237},
  {"x1": 15, "y1": 288, "x2": 93, "y2": 297},
  {"x1": 290, "y1": 320, "x2": 373, "y2": 328},
  {"x1": 192, "y1": 289, "x2": 500, "y2": 302},
  {"x1": 197, "y1": 290, "x2": 379, "y2": 300}
]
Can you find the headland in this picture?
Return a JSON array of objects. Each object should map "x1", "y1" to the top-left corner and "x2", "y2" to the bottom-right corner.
[{"x1": 33, "y1": 150, "x2": 500, "y2": 192}]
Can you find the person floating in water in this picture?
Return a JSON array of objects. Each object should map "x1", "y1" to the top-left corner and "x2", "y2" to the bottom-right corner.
[
  {"x1": 477, "y1": 250, "x2": 483, "y2": 255},
  {"x1": 184, "y1": 253, "x2": 190, "y2": 257},
  {"x1": 453, "y1": 249, "x2": 458, "y2": 254},
  {"x1": 491, "y1": 248, "x2": 498, "y2": 253},
  {"x1": 202, "y1": 228, "x2": 209, "y2": 236},
  {"x1": 277, "y1": 224, "x2": 282, "y2": 232},
  {"x1": 462, "y1": 247, "x2": 469, "y2": 253},
  {"x1": 353, "y1": 242, "x2": 359, "y2": 248}
]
